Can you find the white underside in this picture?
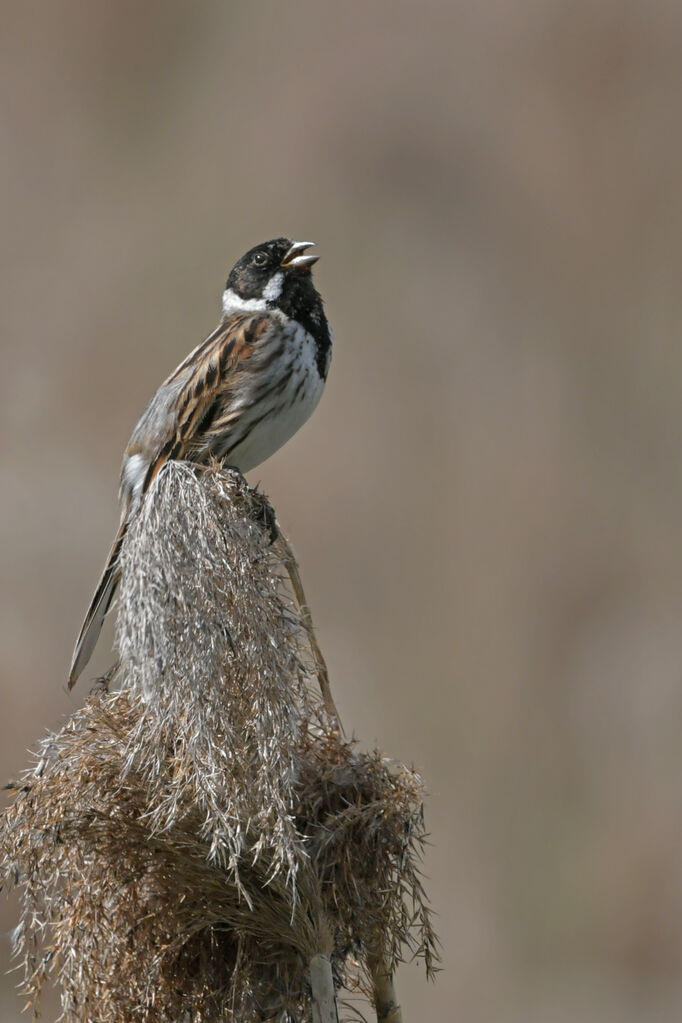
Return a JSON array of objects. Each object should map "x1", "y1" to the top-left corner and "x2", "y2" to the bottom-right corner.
[{"x1": 223, "y1": 320, "x2": 325, "y2": 472}]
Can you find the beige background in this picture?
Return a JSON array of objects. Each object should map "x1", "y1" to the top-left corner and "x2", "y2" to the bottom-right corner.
[{"x1": 3, "y1": 2, "x2": 682, "y2": 1020}]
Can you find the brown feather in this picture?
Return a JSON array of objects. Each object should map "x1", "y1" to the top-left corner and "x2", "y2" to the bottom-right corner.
[{"x1": 69, "y1": 314, "x2": 274, "y2": 688}]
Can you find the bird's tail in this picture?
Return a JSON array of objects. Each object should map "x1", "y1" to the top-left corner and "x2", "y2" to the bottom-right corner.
[{"x1": 68, "y1": 521, "x2": 128, "y2": 689}]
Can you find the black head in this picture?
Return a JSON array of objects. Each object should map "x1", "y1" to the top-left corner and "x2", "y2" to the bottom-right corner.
[
  {"x1": 224, "y1": 237, "x2": 318, "y2": 309},
  {"x1": 222, "y1": 238, "x2": 331, "y2": 377}
]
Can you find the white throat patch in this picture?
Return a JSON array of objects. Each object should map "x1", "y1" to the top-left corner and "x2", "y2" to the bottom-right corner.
[
  {"x1": 221, "y1": 271, "x2": 285, "y2": 319},
  {"x1": 221, "y1": 288, "x2": 267, "y2": 317}
]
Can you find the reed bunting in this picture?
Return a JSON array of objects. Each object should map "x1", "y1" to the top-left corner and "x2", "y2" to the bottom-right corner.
[{"x1": 69, "y1": 238, "x2": 332, "y2": 688}]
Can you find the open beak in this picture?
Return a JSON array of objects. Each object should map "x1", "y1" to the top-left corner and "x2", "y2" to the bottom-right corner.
[{"x1": 281, "y1": 240, "x2": 319, "y2": 270}]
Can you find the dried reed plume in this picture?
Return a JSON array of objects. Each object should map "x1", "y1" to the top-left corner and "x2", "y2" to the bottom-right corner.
[{"x1": 1, "y1": 463, "x2": 437, "y2": 1022}]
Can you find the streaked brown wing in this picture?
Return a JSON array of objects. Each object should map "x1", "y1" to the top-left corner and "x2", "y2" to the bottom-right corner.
[
  {"x1": 71, "y1": 314, "x2": 273, "y2": 689},
  {"x1": 138, "y1": 313, "x2": 273, "y2": 494}
]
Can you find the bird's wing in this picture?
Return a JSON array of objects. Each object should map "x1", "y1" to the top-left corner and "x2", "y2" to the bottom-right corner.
[
  {"x1": 122, "y1": 313, "x2": 273, "y2": 510},
  {"x1": 69, "y1": 313, "x2": 273, "y2": 689}
]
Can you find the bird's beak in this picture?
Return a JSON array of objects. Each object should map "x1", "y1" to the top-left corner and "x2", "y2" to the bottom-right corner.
[{"x1": 281, "y1": 240, "x2": 319, "y2": 270}]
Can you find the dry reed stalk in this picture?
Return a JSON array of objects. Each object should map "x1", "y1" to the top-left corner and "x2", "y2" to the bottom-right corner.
[
  {"x1": 368, "y1": 955, "x2": 403, "y2": 1023},
  {"x1": 1, "y1": 463, "x2": 437, "y2": 1022},
  {"x1": 275, "y1": 532, "x2": 344, "y2": 735}
]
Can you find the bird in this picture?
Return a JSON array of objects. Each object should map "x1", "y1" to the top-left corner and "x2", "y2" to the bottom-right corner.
[{"x1": 68, "y1": 238, "x2": 332, "y2": 689}]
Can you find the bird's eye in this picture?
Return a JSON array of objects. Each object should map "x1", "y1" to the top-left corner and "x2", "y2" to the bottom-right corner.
[{"x1": 251, "y1": 252, "x2": 268, "y2": 268}]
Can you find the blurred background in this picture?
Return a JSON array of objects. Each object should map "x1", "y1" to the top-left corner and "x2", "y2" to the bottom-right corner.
[{"x1": 3, "y1": 1, "x2": 682, "y2": 1020}]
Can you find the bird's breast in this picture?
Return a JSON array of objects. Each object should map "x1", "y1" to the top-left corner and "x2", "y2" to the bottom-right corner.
[{"x1": 216, "y1": 320, "x2": 326, "y2": 473}]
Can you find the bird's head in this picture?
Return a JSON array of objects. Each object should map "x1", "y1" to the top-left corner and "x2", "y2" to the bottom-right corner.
[{"x1": 222, "y1": 238, "x2": 321, "y2": 320}]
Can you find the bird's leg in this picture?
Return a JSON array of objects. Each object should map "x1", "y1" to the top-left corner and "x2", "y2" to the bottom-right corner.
[
  {"x1": 221, "y1": 464, "x2": 278, "y2": 544},
  {"x1": 223, "y1": 464, "x2": 248, "y2": 488},
  {"x1": 258, "y1": 497, "x2": 279, "y2": 544}
]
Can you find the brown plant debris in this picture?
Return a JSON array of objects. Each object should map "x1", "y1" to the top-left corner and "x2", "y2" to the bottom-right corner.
[{"x1": 1, "y1": 463, "x2": 437, "y2": 1022}]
